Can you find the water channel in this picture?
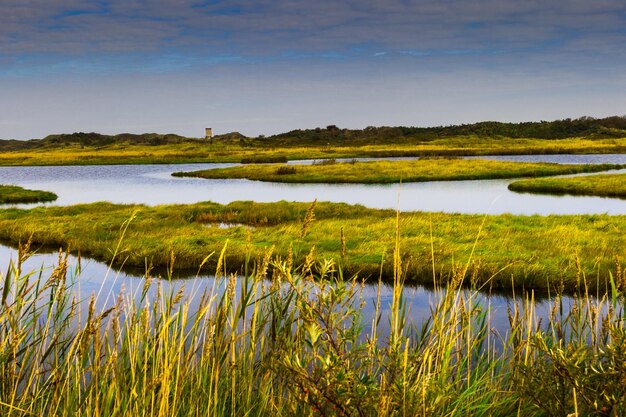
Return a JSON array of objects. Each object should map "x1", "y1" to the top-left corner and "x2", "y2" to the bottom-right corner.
[{"x1": 1, "y1": 154, "x2": 626, "y2": 214}]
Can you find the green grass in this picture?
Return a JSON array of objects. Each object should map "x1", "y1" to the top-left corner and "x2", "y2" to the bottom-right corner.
[
  {"x1": 1, "y1": 240, "x2": 625, "y2": 416},
  {"x1": 3, "y1": 136, "x2": 626, "y2": 166},
  {"x1": 2, "y1": 200, "x2": 626, "y2": 291},
  {"x1": 0, "y1": 185, "x2": 57, "y2": 204},
  {"x1": 173, "y1": 159, "x2": 624, "y2": 184},
  {"x1": 509, "y1": 172, "x2": 626, "y2": 198}
]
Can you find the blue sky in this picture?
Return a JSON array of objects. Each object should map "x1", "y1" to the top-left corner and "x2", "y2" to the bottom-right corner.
[{"x1": 1, "y1": 0, "x2": 626, "y2": 139}]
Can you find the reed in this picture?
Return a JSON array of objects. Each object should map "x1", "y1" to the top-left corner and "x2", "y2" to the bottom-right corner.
[{"x1": 0, "y1": 232, "x2": 624, "y2": 416}]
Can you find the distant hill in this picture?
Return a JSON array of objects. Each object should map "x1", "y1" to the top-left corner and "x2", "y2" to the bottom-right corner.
[
  {"x1": 2, "y1": 116, "x2": 626, "y2": 150},
  {"x1": 212, "y1": 131, "x2": 247, "y2": 142},
  {"x1": 0, "y1": 132, "x2": 199, "y2": 151},
  {"x1": 258, "y1": 116, "x2": 626, "y2": 146}
]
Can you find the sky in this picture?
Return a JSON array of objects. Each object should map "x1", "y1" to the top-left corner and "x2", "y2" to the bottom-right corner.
[{"x1": 1, "y1": 0, "x2": 626, "y2": 139}]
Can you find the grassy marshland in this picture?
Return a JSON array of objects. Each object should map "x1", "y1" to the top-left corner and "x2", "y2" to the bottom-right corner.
[
  {"x1": 509, "y1": 173, "x2": 626, "y2": 199},
  {"x1": 3, "y1": 137, "x2": 626, "y2": 166},
  {"x1": 173, "y1": 159, "x2": 624, "y2": 184},
  {"x1": 0, "y1": 185, "x2": 57, "y2": 204},
  {"x1": 2, "y1": 201, "x2": 626, "y2": 291},
  {"x1": 1, "y1": 242, "x2": 625, "y2": 416}
]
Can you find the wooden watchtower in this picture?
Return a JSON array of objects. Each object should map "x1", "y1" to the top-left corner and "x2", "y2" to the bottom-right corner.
[{"x1": 205, "y1": 128, "x2": 213, "y2": 141}]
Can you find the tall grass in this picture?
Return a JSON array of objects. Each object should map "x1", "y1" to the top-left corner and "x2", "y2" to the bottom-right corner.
[{"x1": 1, "y1": 241, "x2": 624, "y2": 415}]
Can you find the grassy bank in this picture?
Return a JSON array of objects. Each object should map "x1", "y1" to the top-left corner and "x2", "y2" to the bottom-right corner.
[
  {"x1": 173, "y1": 159, "x2": 624, "y2": 184},
  {"x1": 1, "y1": 244, "x2": 624, "y2": 416},
  {"x1": 0, "y1": 185, "x2": 57, "y2": 204},
  {"x1": 509, "y1": 173, "x2": 626, "y2": 199},
  {"x1": 2, "y1": 136, "x2": 626, "y2": 166},
  {"x1": 1, "y1": 201, "x2": 626, "y2": 291}
]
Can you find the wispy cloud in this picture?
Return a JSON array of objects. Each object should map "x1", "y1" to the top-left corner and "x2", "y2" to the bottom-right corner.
[{"x1": 2, "y1": 0, "x2": 625, "y2": 72}]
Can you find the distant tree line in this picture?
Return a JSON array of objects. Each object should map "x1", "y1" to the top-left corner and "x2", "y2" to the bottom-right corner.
[
  {"x1": 259, "y1": 116, "x2": 626, "y2": 146},
  {"x1": 397, "y1": 116, "x2": 626, "y2": 139},
  {"x1": 2, "y1": 116, "x2": 625, "y2": 150}
]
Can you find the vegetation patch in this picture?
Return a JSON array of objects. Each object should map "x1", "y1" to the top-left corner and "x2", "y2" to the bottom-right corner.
[
  {"x1": 312, "y1": 158, "x2": 339, "y2": 165},
  {"x1": 2, "y1": 200, "x2": 626, "y2": 291},
  {"x1": 173, "y1": 159, "x2": 624, "y2": 184},
  {"x1": 241, "y1": 155, "x2": 288, "y2": 164},
  {"x1": 509, "y1": 172, "x2": 626, "y2": 198},
  {"x1": 275, "y1": 166, "x2": 297, "y2": 175},
  {"x1": 0, "y1": 185, "x2": 57, "y2": 204}
]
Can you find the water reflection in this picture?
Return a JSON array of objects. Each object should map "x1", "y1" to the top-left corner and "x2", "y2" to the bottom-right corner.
[{"x1": 0, "y1": 243, "x2": 568, "y2": 340}]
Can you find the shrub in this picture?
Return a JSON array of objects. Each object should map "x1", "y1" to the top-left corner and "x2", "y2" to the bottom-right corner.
[{"x1": 275, "y1": 166, "x2": 297, "y2": 175}]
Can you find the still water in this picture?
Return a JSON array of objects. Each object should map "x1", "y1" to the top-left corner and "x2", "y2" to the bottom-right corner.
[
  {"x1": 0, "y1": 244, "x2": 565, "y2": 339},
  {"x1": 0, "y1": 154, "x2": 625, "y2": 214}
]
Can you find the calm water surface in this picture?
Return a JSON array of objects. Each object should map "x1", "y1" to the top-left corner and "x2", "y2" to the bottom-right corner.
[
  {"x1": 0, "y1": 244, "x2": 564, "y2": 339},
  {"x1": 0, "y1": 154, "x2": 625, "y2": 214}
]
